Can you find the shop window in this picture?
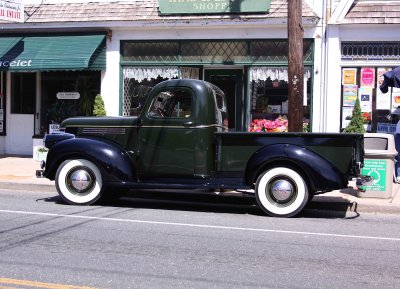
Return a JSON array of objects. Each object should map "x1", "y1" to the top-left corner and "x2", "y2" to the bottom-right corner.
[
  {"x1": 11, "y1": 73, "x2": 36, "y2": 114},
  {"x1": 341, "y1": 67, "x2": 398, "y2": 133},
  {"x1": 249, "y1": 67, "x2": 311, "y2": 132},
  {"x1": 40, "y1": 71, "x2": 100, "y2": 134}
]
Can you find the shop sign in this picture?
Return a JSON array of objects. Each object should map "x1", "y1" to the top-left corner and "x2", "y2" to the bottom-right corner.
[
  {"x1": 158, "y1": 0, "x2": 271, "y2": 14},
  {"x1": 49, "y1": 124, "x2": 60, "y2": 134},
  {"x1": 360, "y1": 67, "x2": 375, "y2": 88},
  {"x1": 342, "y1": 68, "x2": 357, "y2": 85},
  {"x1": 56, "y1": 92, "x2": 80, "y2": 100},
  {"x1": 361, "y1": 159, "x2": 386, "y2": 192},
  {"x1": 0, "y1": 59, "x2": 32, "y2": 69},
  {"x1": 377, "y1": 122, "x2": 396, "y2": 134},
  {"x1": 0, "y1": 0, "x2": 23, "y2": 23}
]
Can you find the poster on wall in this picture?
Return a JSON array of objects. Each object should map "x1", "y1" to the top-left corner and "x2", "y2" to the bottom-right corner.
[
  {"x1": 360, "y1": 67, "x2": 375, "y2": 88},
  {"x1": 343, "y1": 85, "x2": 358, "y2": 106},
  {"x1": 377, "y1": 67, "x2": 392, "y2": 110},
  {"x1": 342, "y1": 106, "x2": 353, "y2": 129},
  {"x1": 342, "y1": 68, "x2": 357, "y2": 85},
  {"x1": 358, "y1": 87, "x2": 373, "y2": 112}
]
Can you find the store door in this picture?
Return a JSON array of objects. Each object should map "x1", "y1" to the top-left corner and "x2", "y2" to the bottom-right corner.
[
  {"x1": 205, "y1": 69, "x2": 243, "y2": 131},
  {"x1": 7, "y1": 72, "x2": 36, "y2": 155}
]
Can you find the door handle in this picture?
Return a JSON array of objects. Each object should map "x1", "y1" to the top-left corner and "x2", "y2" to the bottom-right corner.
[{"x1": 183, "y1": 121, "x2": 193, "y2": 128}]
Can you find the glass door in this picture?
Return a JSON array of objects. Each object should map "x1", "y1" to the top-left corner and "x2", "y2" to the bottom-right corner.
[{"x1": 204, "y1": 69, "x2": 243, "y2": 131}]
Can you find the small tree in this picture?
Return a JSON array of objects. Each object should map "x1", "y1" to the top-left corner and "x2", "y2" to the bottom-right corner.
[
  {"x1": 93, "y1": 94, "x2": 107, "y2": 116},
  {"x1": 343, "y1": 98, "x2": 366, "y2": 133}
]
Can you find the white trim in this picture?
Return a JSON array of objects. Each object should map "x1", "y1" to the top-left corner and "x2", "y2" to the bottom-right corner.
[
  {"x1": 0, "y1": 17, "x2": 319, "y2": 30},
  {"x1": 329, "y1": 0, "x2": 355, "y2": 24}
]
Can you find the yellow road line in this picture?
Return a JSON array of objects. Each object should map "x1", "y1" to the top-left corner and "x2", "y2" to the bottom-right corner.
[{"x1": 0, "y1": 278, "x2": 101, "y2": 289}]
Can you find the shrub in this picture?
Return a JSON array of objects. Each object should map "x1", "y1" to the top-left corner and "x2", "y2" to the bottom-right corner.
[
  {"x1": 343, "y1": 98, "x2": 366, "y2": 133},
  {"x1": 93, "y1": 95, "x2": 107, "y2": 116}
]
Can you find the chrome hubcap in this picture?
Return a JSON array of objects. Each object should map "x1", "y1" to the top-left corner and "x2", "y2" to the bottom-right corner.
[
  {"x1": 267, "y1": 177, "x2": 297, "y2": 206},
  {"x1": 66, "y1": 167, "x2": 95, "y2": 195}
]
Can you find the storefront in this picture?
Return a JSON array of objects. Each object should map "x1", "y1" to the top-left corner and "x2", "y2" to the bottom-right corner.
[
  {"x1": 0, "y1": 32, "x2": 106, "y2": 155},
  {"x1": 340, "y1": 42, "x2": 400, "y2": 133},
  {"x1": 120, "y1": 39, "x2": 314, "y2": 132}
]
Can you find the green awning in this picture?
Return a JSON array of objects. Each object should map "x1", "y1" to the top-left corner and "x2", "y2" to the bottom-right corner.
[{"x1": 0, "y1": 34, "x2": 106, "y2": 71}]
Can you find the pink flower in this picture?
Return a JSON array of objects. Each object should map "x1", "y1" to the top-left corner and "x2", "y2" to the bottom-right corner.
[{"x1": 249, "y1": 116, "x2": 288, "y2": 132}]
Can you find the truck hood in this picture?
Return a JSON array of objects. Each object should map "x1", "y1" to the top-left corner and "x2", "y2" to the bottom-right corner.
[{"x1": 61, "y1": 116, "x2": 140, "y2": 128}]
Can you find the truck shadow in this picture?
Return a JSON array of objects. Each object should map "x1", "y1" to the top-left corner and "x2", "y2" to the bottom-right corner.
[{"x1": 45, "y1": 189, "x2": 359, "y2": 219}]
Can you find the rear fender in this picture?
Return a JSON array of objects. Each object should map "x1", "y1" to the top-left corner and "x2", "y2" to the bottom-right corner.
[
  {"x1": 244, "y1": 144, "x2": 347, "y2": 192},
  {"x1": 44, "y1": 137, "x2": 136, "y2": 183}
]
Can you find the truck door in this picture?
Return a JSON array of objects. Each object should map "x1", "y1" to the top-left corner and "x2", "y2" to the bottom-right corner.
[{"x1": 138, "y1": 86, "x2": 195, "y2": 178}]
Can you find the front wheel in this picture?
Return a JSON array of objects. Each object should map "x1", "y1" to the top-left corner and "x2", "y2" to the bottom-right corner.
[
  {"x1": 55, "y1": 159, "x2": 103, "y2": 205},
  {"x1": 255, "y1": 167, "x2": 309, "y2": 217}
]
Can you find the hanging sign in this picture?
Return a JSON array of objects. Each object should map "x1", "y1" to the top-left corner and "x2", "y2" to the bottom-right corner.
[
  {"x1": 0, "y1": 0, "x2": 24, "y2": 23},
  {"x1": 158, "y1": 0, "x2": 271, "y2": 14},
  {"x1": 360, "y1": 67, "x2": 375, "y2": 88},
  {"x1": 56, "y1": 92, "x2": 80, "y2": 100}
]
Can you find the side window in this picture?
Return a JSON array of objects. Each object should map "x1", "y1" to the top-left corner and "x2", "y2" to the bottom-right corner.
[
  {"x1": 148, "y1": 88, "x2": 192, "y2": 118},
  {"x1": 214, "y1": 90, "x2": 228, "y2": 130}
]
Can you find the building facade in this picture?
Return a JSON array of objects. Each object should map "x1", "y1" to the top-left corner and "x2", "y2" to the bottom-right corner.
[{"x1": 5, "y1": 0, "x2": 396, "y2": 156}]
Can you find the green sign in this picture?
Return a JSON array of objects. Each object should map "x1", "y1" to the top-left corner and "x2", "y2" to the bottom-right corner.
[
  {"x1": 361, "y1": 159, "x2": 387, "y2": 192},
  {"x1": 158, "y1": 0, "x2": 271, "y2": 14}
]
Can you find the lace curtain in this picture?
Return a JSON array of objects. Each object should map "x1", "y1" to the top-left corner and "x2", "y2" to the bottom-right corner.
[
  {"x1": 123, "y1": 67, "x2": 179, "y2": 82},
  {"x1": 249, "y1": 67, "x2": 311, "y2": 82}
]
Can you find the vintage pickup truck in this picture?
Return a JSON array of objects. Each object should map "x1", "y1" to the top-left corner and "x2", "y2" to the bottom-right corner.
[{"x1": 37, "y1": 79, "x2": 365, "y2": 217}]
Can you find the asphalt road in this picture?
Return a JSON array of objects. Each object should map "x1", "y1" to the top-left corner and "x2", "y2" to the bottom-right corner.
[{"x1": 0, "y1": 188, "x2": 399, "y2": 289}]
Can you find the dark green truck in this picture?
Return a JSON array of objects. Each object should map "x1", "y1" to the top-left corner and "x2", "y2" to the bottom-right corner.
[{"x1": 37, "y1": 79, "x2": 365, "y2": 217}]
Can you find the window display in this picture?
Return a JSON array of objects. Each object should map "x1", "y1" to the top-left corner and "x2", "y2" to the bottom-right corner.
[
  {"x1": 40, "y1": 71, "x2": 101, "y2": 134},
  {"x1": 341, "y1": 67, "x2": 397, "y2": 133},
  {"x1": 249, "y1": 67, "x2": 311, "y2": 132}
]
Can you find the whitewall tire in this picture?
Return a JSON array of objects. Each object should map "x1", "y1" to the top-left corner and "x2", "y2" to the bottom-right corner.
[
  {"x1": 255, "y1": 167, "x2": 309, "y2": 217},
  {"x1": 55, "y1": 159, "x2": 103, "y2": 205}
]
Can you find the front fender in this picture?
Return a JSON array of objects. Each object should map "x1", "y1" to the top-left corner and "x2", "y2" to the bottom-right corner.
[
  {"x1": 244, "y1": 144, "x2": 347, "y2": 192},
  {"x1": 44, "y1": 137, "x2": 136, "y2": 183}
]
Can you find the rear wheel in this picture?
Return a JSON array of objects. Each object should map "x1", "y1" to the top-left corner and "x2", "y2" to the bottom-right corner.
[
  {"x1": 255, "y1": 167, "x2": 309, "y2": 217},
  {"x1": 55, "y1": 159, "x2": 103, "y2": 205}
]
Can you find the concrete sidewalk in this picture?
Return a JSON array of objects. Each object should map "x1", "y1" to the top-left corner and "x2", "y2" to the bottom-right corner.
[{"x1": 0, "y1": 156, "x2": 399, "y2": 215}]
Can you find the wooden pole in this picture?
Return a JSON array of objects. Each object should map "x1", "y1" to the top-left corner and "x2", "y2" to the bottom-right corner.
[{"x1": 288, "y1": 0, "x2": 304, "y2": 132}]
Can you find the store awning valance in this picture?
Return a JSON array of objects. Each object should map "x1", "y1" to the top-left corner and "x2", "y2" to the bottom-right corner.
[{"x1": 0, "y1": 34, "x2": 106, "y2": 71}]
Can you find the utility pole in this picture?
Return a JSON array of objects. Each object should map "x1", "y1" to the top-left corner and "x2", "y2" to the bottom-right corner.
[{"x1": 288, "y1": 0, "x2": 304, "y2": 132}]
